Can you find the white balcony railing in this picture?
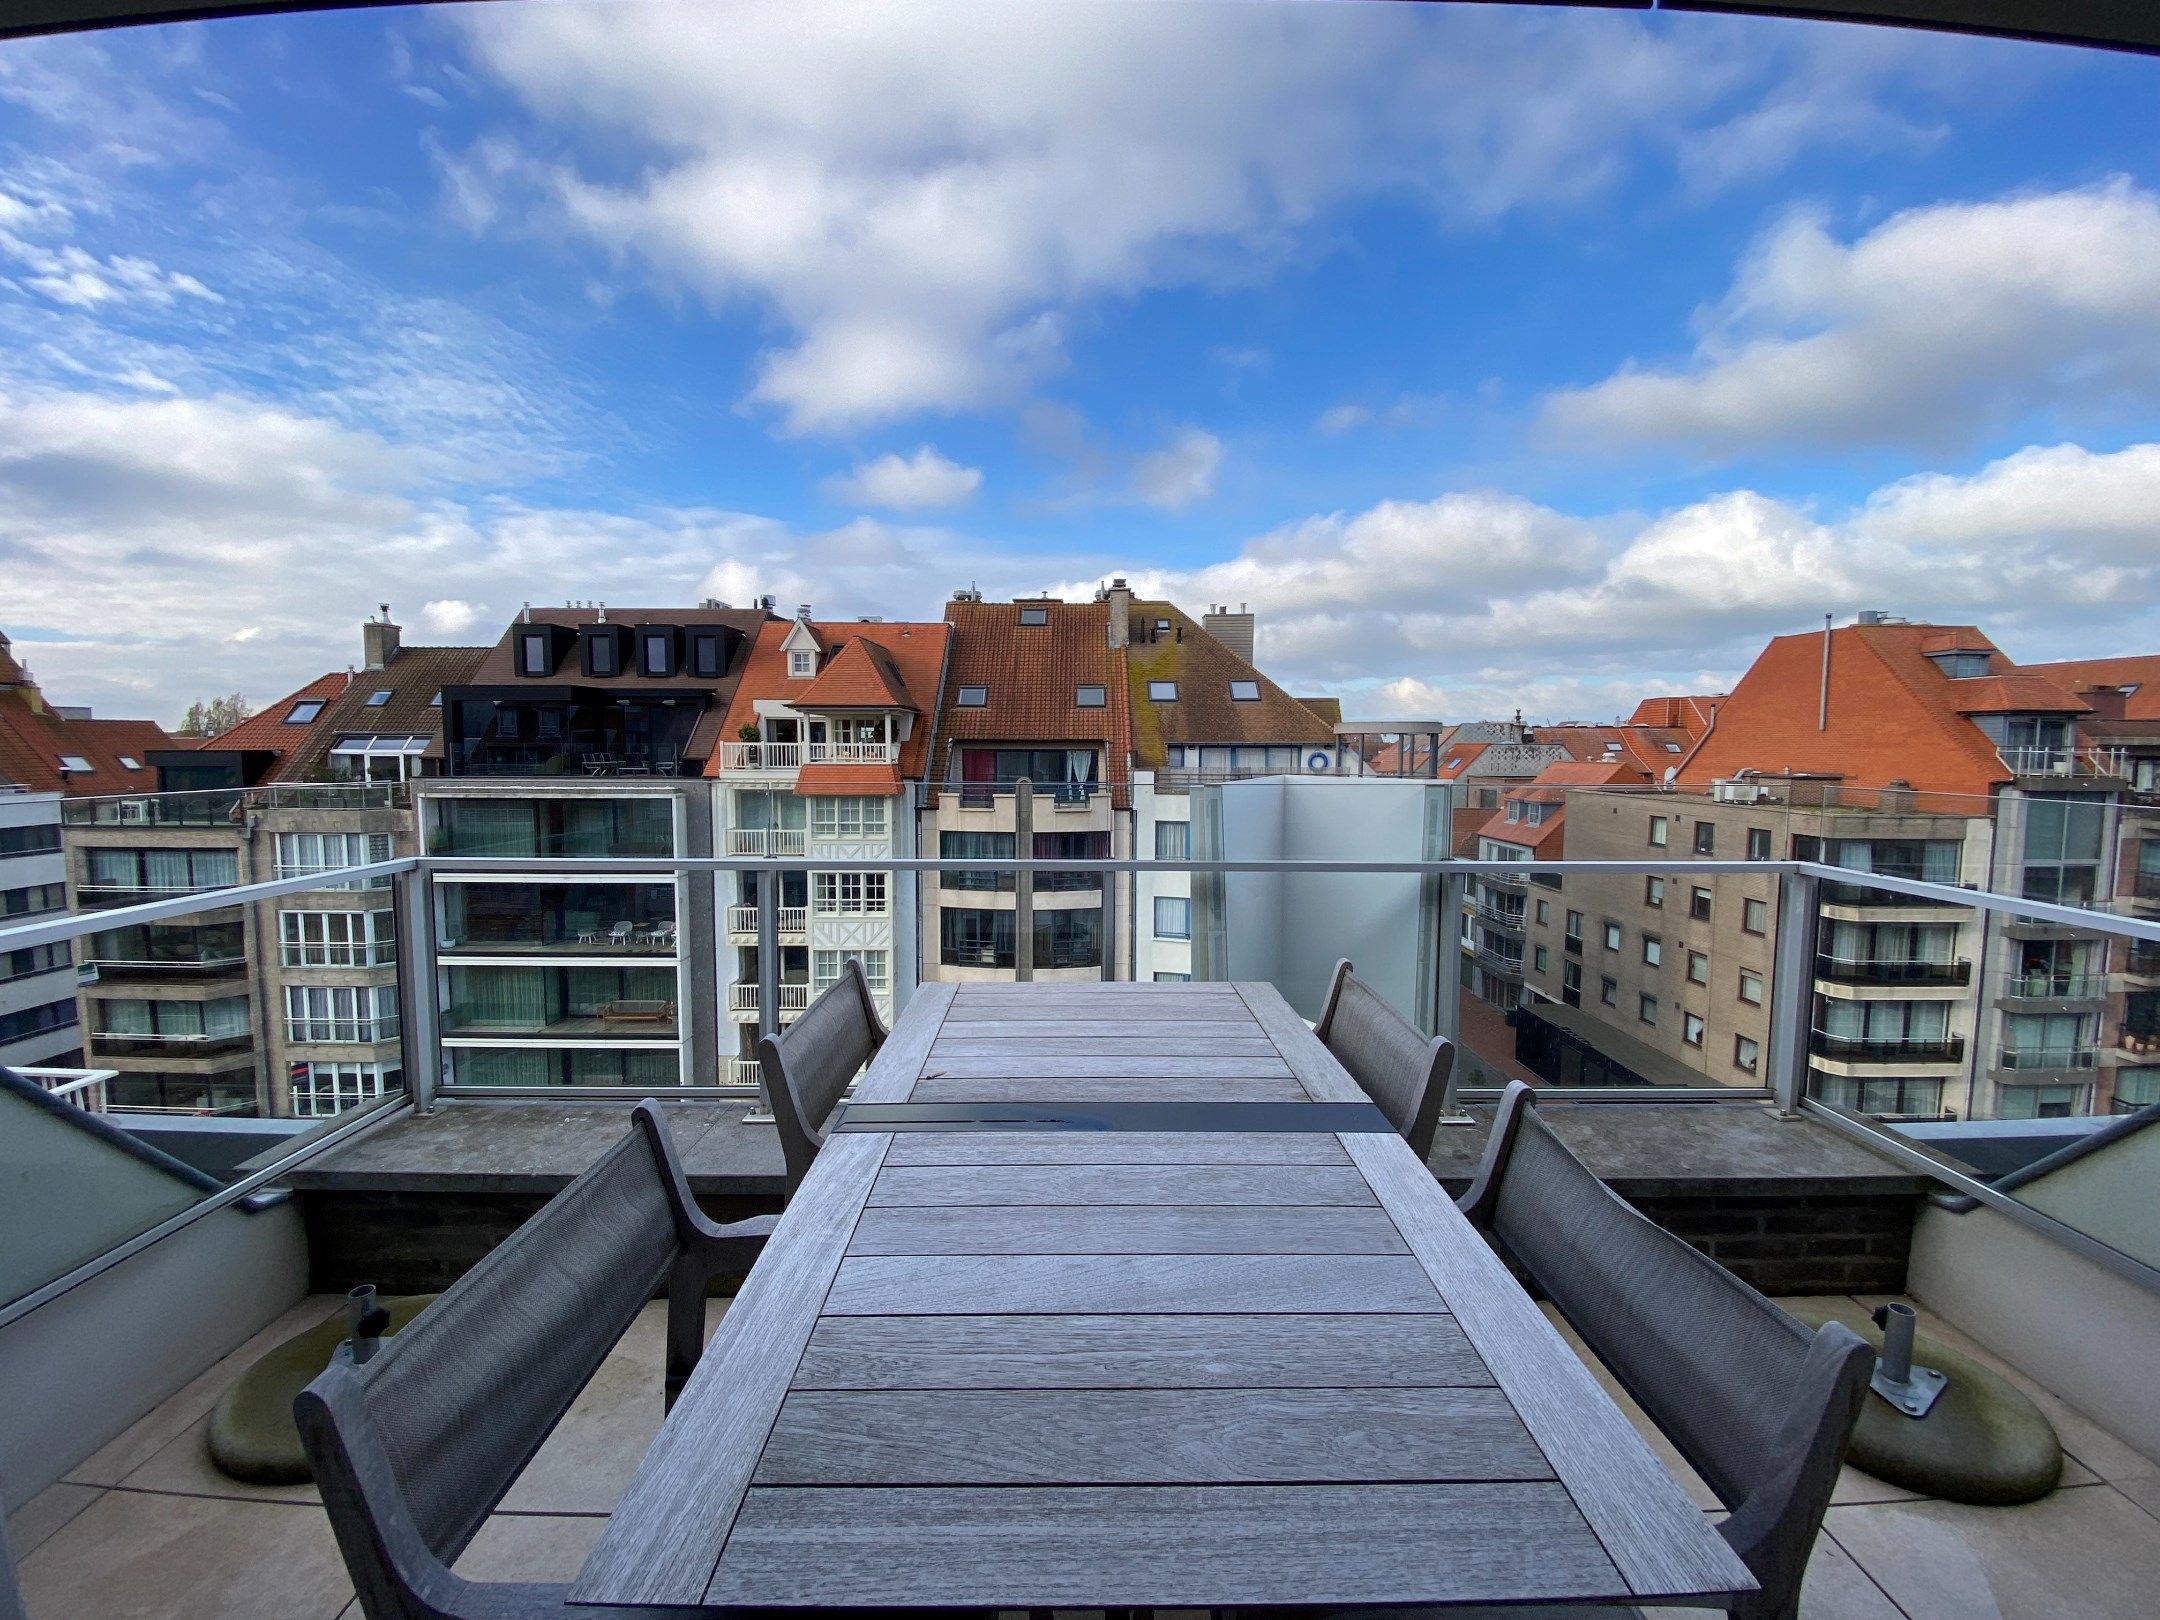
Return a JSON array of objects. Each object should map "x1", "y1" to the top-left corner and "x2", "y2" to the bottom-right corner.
[
  {"x1": 717, "y1": 741, "x2": 801, "y2": 771},
  {"x1": 728, "y1": 1057, "x2": 766, "y2": 1086},
  {"x1": 18, "y1": 1068, "x2": 116, "y2": 1112},
  {"x1": 804, "y1": 740, "x2": 900, "y2": 765},
  {"x1": 725, "y1": 904, "x2": 809, "y2": 939},
  {"x1": 728, "y1": 983, "x2": 812, "y2": 1018},
  {"x1": 727, "y1": 827, "x2": 809, "y2": 857}
]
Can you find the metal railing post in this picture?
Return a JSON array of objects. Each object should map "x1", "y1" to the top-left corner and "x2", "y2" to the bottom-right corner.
[
  {"x1": 1100, "y1": 847, "x2": 1117, "y2": 982},
  {"x1": 1765, "y1": 868, "x2": 1820, "y2": 1117},
  {"x1": 1436, "y1": 867, "x2": 1467, "y2": 1051},
  {"x1": 395, "y1": 863, "x2": 439, "y2": 1115},
  {"x1": 1014, "y1": 779, "x2": 1034, "y2": 981},
  {"x1": 756, "y1": 874, "x2": 779, "y2": 1042}
]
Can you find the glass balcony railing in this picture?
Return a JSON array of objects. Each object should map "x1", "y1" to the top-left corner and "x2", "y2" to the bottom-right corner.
[
  {"x1": 1810, "y1": 1032, "x2": 1967, "y2": 1064},
  {"x1": 1997, "y1": 1045, "x2": 2100, "y2": 1072},
  {"x1": 1814, "y1": 955, "x2": 1972, "y2": 987},
  {"x1": 1997, "y1": 968, "x2": 2105, "y2": 999}
]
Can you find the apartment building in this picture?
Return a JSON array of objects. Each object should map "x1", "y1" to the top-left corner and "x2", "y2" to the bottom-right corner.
[
  {"x1": 1512, "y1": 617, "x2": 2150, "y2": 1121},
  {"x1": 418, "y1": 603, "x2": 771, "y2": 1094},
  {"x1": 918, "y1": 583, "x2": 1340, "y2": 984},
  {"x1": 707, "y1": 610, "x2": 949, "y2": 1080}
]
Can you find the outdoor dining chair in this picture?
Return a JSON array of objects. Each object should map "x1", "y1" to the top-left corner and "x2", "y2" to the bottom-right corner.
[
  {"x1": 1449, "y1": 1081, "x2": 1875, "y2": 1620},
  {"x1": 756, "y1": 958, "x2": 887, "y2": 1198},
  {"x1": 1314, "y1": 958, "x2": 1457, "y2": 1160},
  {"x1": 294, "y1": 1101, "x2": 776, "y2": 1620}
]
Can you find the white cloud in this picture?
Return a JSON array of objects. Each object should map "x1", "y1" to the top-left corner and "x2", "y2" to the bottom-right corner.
[
  {"x1": 1315, "y1": 404, "x2": 1372, "y2": 436},
  {"x1": 420, "y1": 598, "x2": 482, "y2": 635},
  {"x1": 1543, "y1": 179, "x2": 2160, "y2": 456},
  {"x1": 446, "y1": 2, "x2": 1981, "y2": 433},
  {"x1": 1129, "y1": 428, "x2": 1222, "y2": 512},
  {"x1": 825, "y1": 446, "x2": 983, "y2": 510}
]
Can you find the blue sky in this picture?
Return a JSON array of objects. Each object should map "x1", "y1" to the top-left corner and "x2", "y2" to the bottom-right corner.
[{"x1": 1, "y1": 0, "x2": 2157, "y2": 726}]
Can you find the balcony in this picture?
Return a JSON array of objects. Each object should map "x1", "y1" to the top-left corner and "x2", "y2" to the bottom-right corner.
[
  {"x1": 1819, "y1": 880, "x2": 1969, "y2": 915},
  {"x1": 285, "y1": 1017, "x2": 402, "y2": 1046},
  {"x1": 1996, "y1": 969, "x2": 2107, "y2": 1005},
  {"x1": 1809, "y1": 1031, "x2": 1966, "y2": 1066},
  {"x1": 88, "y1": 1029, "x2": 254, "y2": 1058},
  {"x1": 75, "y1": 882, "x2": 240, "y2": 912},
  {"x1": 728, "y1": 982, "x2": 811, "y2": 1021},
  {"x1": 79, "y1": 953, "x2": 250, "y2": 983},
  {"x1": 717, "y1": 740, "x2": 800, "y2": 772},
  {"x1": 727, "y1": 828, "x2": 807, "y2": 857},
  {"x1": 1473, "y1": 943, "x2": 1525, "y2": 980},
  {"x1": 1481, "y1": 867, "x2": 1527, "y2": 891},
  {"x1": 725, "y1": 904, "x2": 809, "y2": 942},
  {"x1": 1472, "y1": 897, "x2": 1527, "y2": 931},
  {"x1": 1996, "y1": 1045, "x2": 2100, "y2": 1078},
  {"x1": 1814, "y1": 955, "x2": 1972, "y2": 988},
  {"x1": 805, "y1": 740, "x2": 900, "y2": 765}
]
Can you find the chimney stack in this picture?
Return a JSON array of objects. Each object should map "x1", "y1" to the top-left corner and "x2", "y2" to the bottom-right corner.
[
  {"x1": 1105, "y1": 577, "x2": 1132, "y2": 649},
  {"x1": 1201, "y1": 602, "x2": 1255, "y2": 664},
  {"x1": 362, "y1": 607, "x2": 401, "y2": 671}
]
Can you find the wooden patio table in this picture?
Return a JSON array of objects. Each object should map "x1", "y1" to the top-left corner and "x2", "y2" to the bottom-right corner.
[{"x1": 571, "y1": 981, "x2": 1754, "y2": 1613}]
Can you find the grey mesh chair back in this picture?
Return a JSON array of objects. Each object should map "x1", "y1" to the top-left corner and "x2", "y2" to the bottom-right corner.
[
  {"x1": 1315, "y1": 959, "x2": 1456, "y2": 1160},
  {"x1": 295, "y1": 1102, "x2": 773, "y2": 1620},
  {"x1": 757, "y1": 958, "x2": 886, "y2": 1196},
  {"x1": 1460, "y1": 1083, "x2": 1872, "y2": 1620}
]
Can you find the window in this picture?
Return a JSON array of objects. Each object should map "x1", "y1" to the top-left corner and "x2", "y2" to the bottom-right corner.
[
  {"x1": 1229, "y1": 680, "x2": 1260, "y2": 701},
  {"x1": 1147, "y1": 681, "x2": 1178, "y2": 702},
  {"x1": 119, "y1": 755, "x2": 141, "y2": 770},
  {"x1": 1644, "y1": 876, "x2": 1664, "y2": 908},
  {"x1": 1648, "y1": 816, "x2": 1668, "y2": 847},
  {"x1": 956, "y1": 685, "x2": 988, "y2": 707},
  {"x1": 3, "y1": 881, "x2": 68, "y2": 917},
  {"x1": 639, "y1": 631, "x2": 675, "y2": 677},
  {"x1": 1746, "y1": 827, "x2": 1772, "y2": 862},
  {"x1": 1600, "y1": 976, "x2": 1618, "y2": 1007},
  {"x1": 1733, "y1": 1035, "x2": 1761, "y2": 1074},
  {"x1": 1154, "y1": 896, "x2": 1193, "y2": 940},
  {"x1": 1814, "y1": 1075, "x2": 1946, "y2": 1118},
  {"x1": 939, "y1": 908, "x2": 1013, "y2": 967},
  {"x1": 1154, "y1": 972, "x2": 1191, "y2": 983},
  {"x1": 286, "y1": 699, "x2": 324, "y2": 724},
  {"x1": 279, "y1": 910, "x2": 396, "y2": 967},
  {"x1": 1693, "y1": 822, "x2": 1716, "y2": 855},
  {"x1": 1684, "y1": 1013, "x2": 1705, "y2": 1047},
  {"x1": 1019, "y1": 606, "x2": 1049, "y2": 626},
  {"x1": 1639, "y1": 994, "x2": 1658, "y2": 1026},
  {"x1": 1075, "y1": 684, "x2": 1106, "y2": 707},
  {"x1": 1, "y1": 942, "x2": 70, "y2": 983},
  {"x1": 0, "y1": 824, "x2": 60, "y2": 858},
  {"x1": 1034, "y1": 829, "x2": 1108, "y2": 891},
  {"x1": 517, "y1": 632, "x2": 550, "y2": 676},
  {"x1": 1564, "y1": 909, "x2": 1583, "y2": 951},
  {"x1": 1155, "y1": 820, "x2": 1191, "y2": 860},
  {"x1": 1533, "y1": 945, "x2": 1549, "y2": 973},
  {"x1": 285, "y1": 984, "x2": 400, "y2": 1044},
  {"x1": 1534, "y1": 899, "x2": 1549, "y2": 925},
  {"x1": 366, "y1": 689, "x2": 393, "y2": 707},
  {"x1": 940, "y1": 829, "x2": 1015, "y2": 891},
  {"x1": 1034, "y1": 907, "x2": 1103, "y2": 968},
  {"x1": 1927, "y1": 650, "x2": 1991, "y2": 679},
  {"x1": 1561, "y1": 960, "x2": 1582, "y2": 1007},
  {"x1": 1603, "y1": 922, "x2": 1622, "y2": 952},
  {"x1": 289, "y1": 1061, "x2": 403, "y2": 1118},
  {"x1": 811, "y1": 797, "x2": 891, "y2": 839},
  {"x1": 813, "y1": 948, "x2": 890, "y2": 996},
  {"x1": 688, "y1": 631, "x2": 724, "y2": 678},
  {"x1": 1743, "y1": 898, "x2": 1768, "y2": 935},
  {"x1": 588, "y1": 635, "x2": 620, "y2": 677},
  {"x1": 276, "y1": 832, "x2": 393, "y2": 887},
  {"x1": 813, "y1": 871, "x2": 888, "y2": 915},
  {"x1": 789, "y1": 649, "x2": 815, "y2": 678},
  {"x1": 1642, "y1": 935, "x2": 1662, "y2": 967},
  {"x1": 1687, "y1": 951, "x2": 1708, "y2": 985},
  {"x1": 1738, "y1": 969, "x2": 1764, "y2": 1005},
  {"x1": 1690, "y1": 886, "x2": 1713, "y2": 921}
]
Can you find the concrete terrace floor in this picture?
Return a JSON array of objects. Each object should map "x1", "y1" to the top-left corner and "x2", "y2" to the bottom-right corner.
[{"x1": 11, "y1": 1294, "x2": 2160, "y2": 1620}]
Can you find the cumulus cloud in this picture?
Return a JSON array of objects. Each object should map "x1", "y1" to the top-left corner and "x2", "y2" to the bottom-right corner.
[
  {"x1": 445, "y1": 2, "x2": 1979, "y2": 433},
  {"x1": 1129, "y1": 428, "x2": 1222, "y2": 512},
  {"x1": 420, "y1": 598, "x2": 482, "y2": 635},
  {"x1": 825, "y1": 446, "x2": 983, "y2": 510},
  {"x1": 1542, "y1": 179, "x2": 2160, "y2": 456}
]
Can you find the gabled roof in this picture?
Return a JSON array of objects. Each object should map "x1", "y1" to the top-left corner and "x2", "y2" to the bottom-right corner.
[
  {"x1": 0, "y1": 631, "x2": 172, "y2": 795},
  {"x1": 1120, "y1": 600, "x2": 1335, "y2": 768},
  {"x1": 1626, "y1": 694, "x2": 1720, "y2": 737},
  {"x1": 929, "y1": 599, "x2": 1132, "y2": 806},
  {"x1": 794, "y1": 637, "x2": 916, "y2": 710},
  {"x1": 711, "y1": 618, "x2": 950, "y2": 785},
  {"x1": 1949, "y1": 674, "x2": 2090, "y2": 716},
  {"x1": 200, "y1": 672, "x2": 350, "y2": 773},
  {"x1": 1532, "y1": 760, "x2": 1651, "y2": 787},
  {"x1": 274, "y1": 646, "x2": 491, "y2": 781},
  {"x1": 1437, "y1": 741, "x2": 1487, "y2": 778},
  {"x1": 2021, "y1": 655, "x2": 2160, "y2": 721}
]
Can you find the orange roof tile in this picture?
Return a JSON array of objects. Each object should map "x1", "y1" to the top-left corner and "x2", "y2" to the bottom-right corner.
[
  {"x1": 794, "y1": 637, "x2": 916, "y2": 710},
  {"x1": 796, "y1": 763, "x2": 904, "y2": 797},
  {"x1": 1950, "y1": 674, "x2": 2090, "y2": 715},
  {"x1": 1531, "y1": 760, "x2": 1650, "y2": 787},
  {"x1": 2020, "y1": 655, "x2": 2160, "y2": 721},
  {"x1": 711, "y1": 619, "x2": 950, "y2": 781},
  {"x1": 0, "y1": 635, "x2": 173, "y2": 795},
  {"x1": 204, "y1": 673, "x2": 352, "y2": 769},
  {"x1": 1437, "y1": 742, "x2": 1486, "y2": 777},
  {"x1": 929, "y1": 599, "x2": 1132, "y2": 806}
]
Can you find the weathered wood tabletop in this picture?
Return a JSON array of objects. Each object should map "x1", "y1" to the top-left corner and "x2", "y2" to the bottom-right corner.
[{"x1": 571, "y1": 981, "x2": 1754, "y2": 1612}]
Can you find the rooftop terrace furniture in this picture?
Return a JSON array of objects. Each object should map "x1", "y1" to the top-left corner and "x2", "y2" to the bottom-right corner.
[
  {"x1": 1456, "y1": 1081, "x2": 1874, "y2": 1620},
  {"x1": 1315, "y1": 957, "x2": 1457, "y2": 1161},
  {"x1": 294, "y1": 1101, "x2": 775, "y2": 1620},
  {"x1": 756, "y1": 957, "x2": 886, "y2": 1198}
]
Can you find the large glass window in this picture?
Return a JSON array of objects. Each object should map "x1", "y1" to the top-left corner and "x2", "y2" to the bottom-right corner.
[
  {"x1": 810, "y1": 796, "x2": 891, "y2": 839},
  {"x1": 447, "y1": 1046, "x2": 683, "y2": 1089},
  {"x1": 432, "y1": 796, "x2": 674, "y2": 858},
  {"x1": 437, "y1": 880, "x2": 675, "y2": 952},
  {"x1": 284, "y1": 984, "x2": 401, "y2": 1044},
  {"x1": 957, "y1": 747, "x2": 1099, "y2": 803},
  {"x1": 94, "y1": 996, "x2": 248, "y2": 1050},
  {"x1": 940, "y1": 830, "x2": 1015, "y2": 892},
  {"x1": 276, "y1": 832, "x2": 393, "y2": 888},
  {"x1": 940, "y1": 907, "x2": 1015, "y2": 967},
  {"x1": 84, "y1": 849, "x2": 236, "y2": 897},
  {"x1": 289, "y1": 1061, "x2": 403, "y2": 1117},
  {"x1": 1035, "y1": 907, "x2": 1103, "y2": 968},
  {"x1": 440, "y1": 964, "x2": 677, "y2": 1038},
  {"x1": 1035, "y1": 830, "x2": 1108, "y2": 892},
  {"x1": 280, "y1": 909, "x2": 396, "y2": 967},
  {"x1": 2019, "y1": 794, "x2": 2107, "y2": 906}
]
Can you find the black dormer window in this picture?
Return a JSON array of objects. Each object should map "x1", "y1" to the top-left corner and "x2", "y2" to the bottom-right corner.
[
  {"x1": 639, "y1": 628, "x2": 677, "y2": 678},
  {"x1": 517, "y1": 631, "x2": 552, "y2": 677},
  {"x1": 688, "y1": 630, "x2": 724, "y2": 678},
  {"x1": 582, "y1": 626, "x2": 626, "y2": 678}
]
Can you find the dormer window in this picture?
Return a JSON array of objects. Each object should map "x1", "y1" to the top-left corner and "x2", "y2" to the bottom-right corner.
[
  {"x1": 58, "y1": 754, "x2": 92, "y2": 773},
  {"x1": 1147, "y1": 681, "x2": 1178, "y2": 702},
  {"x1": 517, "y1": 632, "x2": 551, "y2": 677},
  {"x1": 286, "y1": 699, "x2": 324, "y2": 724},
  {"x1": 790, "y1": 650, "x2": 816, "y2": 678},
  {"x1": 1019, "y1": 606, "x2": 1049, "y2": 626},
  {"x1": 588, "y1": 635, "x2": 620, "y2": 677},
  {"x1": 688, "y1": 631, "x2": 725, "y2": 679},
  {"x1": 1229, "y1": 680, "x2": 1260, "y2": 702},
  {"x1": 1928, "y1": 650, "x2": 1991, "y2": 679},
  {"x1": 639, "y1": 629, "x2": 677, "y2": 678},
  {"x1": 366, "y1": 689, "x2": 392, "y2": 707},
  {"x1": 1506, "y1": 801, "x2": 1521, "y2": 822}
]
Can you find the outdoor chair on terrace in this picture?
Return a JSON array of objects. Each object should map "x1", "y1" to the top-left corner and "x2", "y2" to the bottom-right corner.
[
  {"x1": 1315, "y1": 958, "x2": 1457, "y2": 1160},
  {"x1": 756, "y1": 958, "x2": 887, "y2": 1198},
  {"x1": 1445, "y1": 1082, "x2": 1875, "y2": 1620},
  {"x1": 295, "y1": 1101, "x2": 776, "y2": 1620}
]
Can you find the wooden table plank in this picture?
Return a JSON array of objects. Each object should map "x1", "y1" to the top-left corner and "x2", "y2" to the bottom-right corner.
[
  {"x1": 704, "y1": 1483, "x2": 1626, "y2": 1610},
  {"x1": 1237, "y1": 979, "x2": 1369, "y2": 1103},
  {"x1": 791, "y1": 1312, "x2": 1492, "y2": 1391},
  {"x1": 823, "y1": 1253, "x2": 1446, "y2": 1315},
  {"x1": 1342, "y1": 1131, "x2": 1759, "y2": 1605},
  {"x1": 567, "y1": 1129, "x2": 892, "y2": 1608},
  {"x1": 752, "y1": 1386, "x2": 1550, "y2": 1486},
  {"x1": 931, "y1": 1018, "x2": 1266, "y2": 1040},
  {"x1": 920, "y1": 1052, "x2": 1293, "y2": 1078},
  {"x1": 866, "y1": 1163, "x2": 1376, "y2": 1207},
  {"x1": 849, "y1": 1203, "x2": 1408, "y2": 1255},
  {"x1": 881, "y1": 1129, "x2": 1350, "y2": 1165},
  {"x1": 851, "y1": 980, "x2": 955, "y2": 1104},
  {"x1": 932, "y1": 1035, "x2": 1282, "y2": 1058},
  {"x1": 913, "y1": 1074, "x2": 1306, "y2": 1103}
]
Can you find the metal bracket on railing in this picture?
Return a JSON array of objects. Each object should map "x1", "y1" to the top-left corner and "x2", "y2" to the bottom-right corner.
[
  {"x1": 342, "y1": 1284, "x2": 391, "y2": 1368},
  {"x1": 1869, "y1": 1302, "x2": 1947, "y2": 1417}
]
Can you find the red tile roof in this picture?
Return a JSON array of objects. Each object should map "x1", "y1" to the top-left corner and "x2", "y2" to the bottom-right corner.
[
  {"x1": 797, "y1": 763, "x2": 904, "y2": 797},
  {"x1": 794, "y1": 637, "x2": 917, "y2": 710},
  {"x1": 929, "y1": 599, "x2": 1132, "y2": 807},
  {"x1": 201, "y1": 672, "x2": 352, "y2": 772},
  {"x1": 1437, "y1": 742, "x2": 1487, "y2": 778},
  {"x1": 2020, "y1": 655, "x2": 2160, "y2": 721},
  {"x1": 1949, "y1": 674, "x2": 2090, "y2": 716},
  {"x1": 1627, "y1": 694, "x2": 1720, "y2": 737},
  {"x1": 1531, "y1": 760, "x2": 1648, "y2": 787},
  {"x1": 274, "y1": 647, "x2": 490, "y2": 781},
  {"x1": 0, "y1": 632, "x2": 173, "y2": 795},
  {"x1": 712, "y1": 618, "x2": 950, "y2": 786}
]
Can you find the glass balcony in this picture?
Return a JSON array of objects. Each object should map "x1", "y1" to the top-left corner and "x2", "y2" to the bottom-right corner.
[
  {"x1": 1813, "y1": 955, "x2": 1972, "y2": 987},
  {"x1": 1810, "y1": 1032, "x2": 1967, "y2": 1064},
  {"x1": 439, "y1": 880, "x2": 677, "y2": 955}
]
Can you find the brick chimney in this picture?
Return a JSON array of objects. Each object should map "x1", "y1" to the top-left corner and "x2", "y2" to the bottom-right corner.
[
  {"x1": 1201, "y1": 602, "x2": 1255, "y2": 664},
  {"x1": 362, "y1": 606, "x2": 401, "y2": 670},
  {"x1": 1104, "y1": 578, "x2": 1132, "y2": 649}
]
